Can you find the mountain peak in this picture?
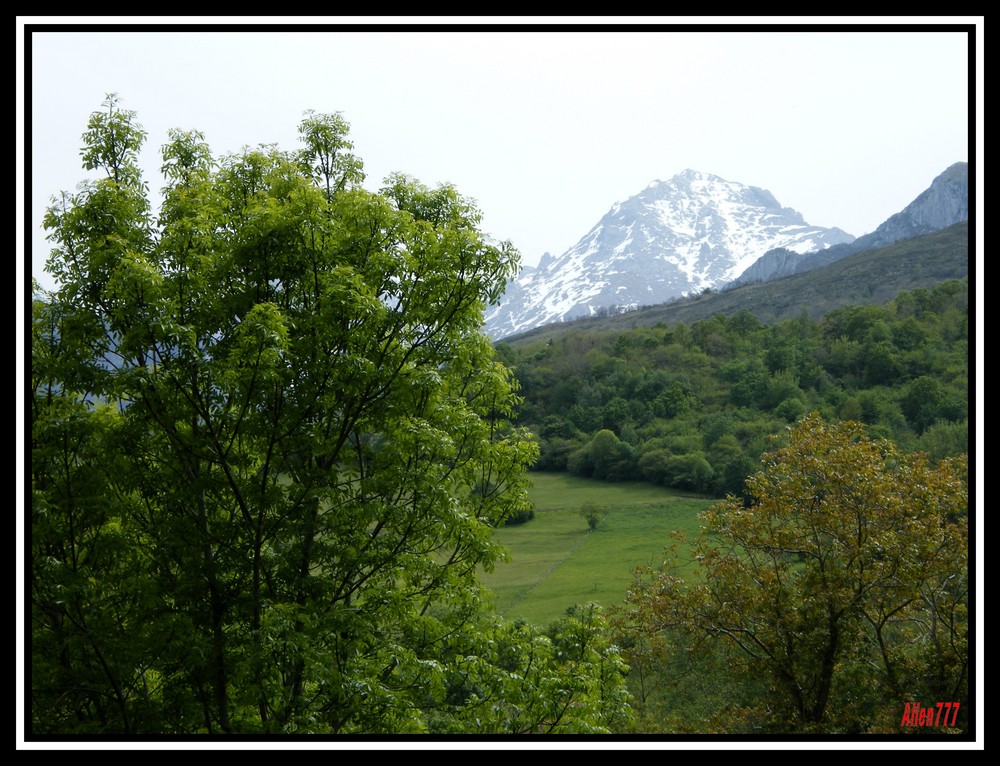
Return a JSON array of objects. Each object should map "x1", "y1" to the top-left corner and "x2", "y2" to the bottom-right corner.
[
  {"x1": 486, "y1": 171, "x2": 854, "y2": 339},
  {"x1": 643, "y1": 170, "x2": 725, "y2": 193},
  {"x1": 674, "y1": 168, "x2": 721, "y2": 181}
]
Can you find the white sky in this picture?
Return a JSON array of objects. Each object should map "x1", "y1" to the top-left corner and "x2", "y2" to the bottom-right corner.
[
  {"x1": 21, "y1": 19, "x2": 980, "y2": 295},
  {"x1": 16, "y1": 17, "x2": 985, "y2": 751}
]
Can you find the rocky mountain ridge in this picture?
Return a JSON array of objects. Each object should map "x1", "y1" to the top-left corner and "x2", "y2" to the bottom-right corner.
[{"x1": 729, "y1": 162, "x2": 969, "y2": 287}]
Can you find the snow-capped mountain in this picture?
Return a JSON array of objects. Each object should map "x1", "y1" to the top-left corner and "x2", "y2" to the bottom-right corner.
[{"x1": 484, "y1": 169, "x2": 854, "y2": 340}]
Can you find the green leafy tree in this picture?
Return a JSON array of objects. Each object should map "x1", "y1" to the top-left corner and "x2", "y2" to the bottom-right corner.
[
  {"x1": 588, "y1": 428, "x2": 629, "y2": 480},
  {"x1": 917, "y1": 419, "x2": 969, "y2": 463},
  {"x1": 580, "y1": 501, "x2": 605, "y2": 532},
  {"x1": 31, "y1": 95, "x2": 634, "y2": 735},
  {"x1": 614, "y1": 413, "x2": 968, "y2": 733},
  {"x1": 427, "y1": 604, "x2": 633, "y2": 734},
  {"x1": 903, "y1": 377, "x2": 940, "y2": 422},
  {"x1": 705, "y1": 434, "x2": 754, "y2": 497}
]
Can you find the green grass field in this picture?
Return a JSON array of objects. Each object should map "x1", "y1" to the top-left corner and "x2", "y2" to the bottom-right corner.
[{"x1": 479, "y1": 472, "x2": 718, "y2": 628}]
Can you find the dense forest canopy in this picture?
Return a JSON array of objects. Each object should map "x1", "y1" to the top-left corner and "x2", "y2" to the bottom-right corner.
[{"x1": 499, "y1": 278, "x2": 968, "y2": 497}]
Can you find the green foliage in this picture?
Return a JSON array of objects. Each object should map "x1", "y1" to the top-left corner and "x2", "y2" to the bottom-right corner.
[
  {"x1": 917, "y1": 419, "x2": 969, "y2": 462},
  {"x1": 503, "y1": 508, "x2": 535, "y2": 526},
  {"x1": 581, "y1": 428, "x2": 635, "y2": 481},
  {"x1": 612, "y1": 414, "x2": 969, "y2": 734},
  {"x1": 580, "y1": 501, "x2": 604, "y2": 532},
  {"x1": 500, "y1": 275, "x2": 968, "y2": 499},
  {"x1": 901, "y1": 375, "x2": 957, "y2": 434},
  {"x1": 421, "y1": 604, "x2": 634, "y2": 734},
  {"x1": 31, "y1": 97, "x2": 635, "y2": 735}
]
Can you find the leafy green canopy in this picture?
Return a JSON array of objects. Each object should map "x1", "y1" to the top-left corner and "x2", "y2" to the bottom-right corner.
[{"x1": 31, "y1": 95, "x2": 631, "y2": 735}]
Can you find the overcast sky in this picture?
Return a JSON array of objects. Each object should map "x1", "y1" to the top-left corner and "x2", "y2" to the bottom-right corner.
[{"x1": 21, "y1": 19, "x2": 980, "y2": 296}]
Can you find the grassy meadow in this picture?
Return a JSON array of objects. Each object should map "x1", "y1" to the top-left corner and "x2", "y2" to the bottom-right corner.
[{"x1": 479, "y1": 471, "x2": 718, "y2": 627}]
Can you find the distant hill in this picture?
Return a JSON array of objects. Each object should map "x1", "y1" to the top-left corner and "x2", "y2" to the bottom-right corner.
[{"x1": 498, "y1": 221, "x2": 969, "y2": 347}]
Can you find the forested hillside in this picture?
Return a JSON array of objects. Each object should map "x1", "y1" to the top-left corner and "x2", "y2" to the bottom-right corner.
[{"x1": 499, "y1": 277, "x2": 969, "y2": 497}]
